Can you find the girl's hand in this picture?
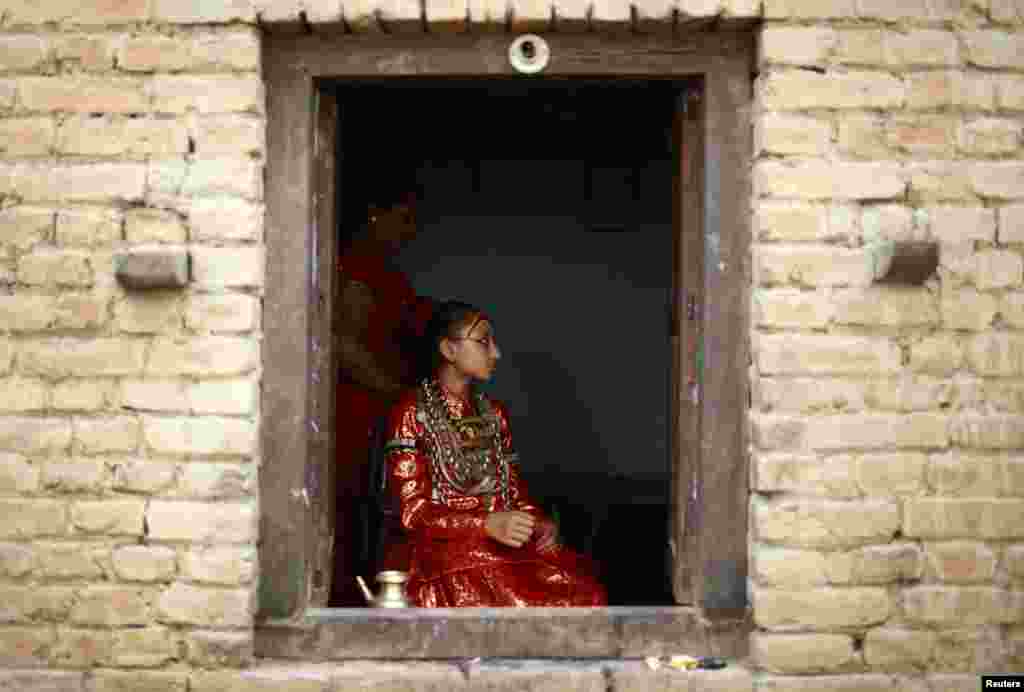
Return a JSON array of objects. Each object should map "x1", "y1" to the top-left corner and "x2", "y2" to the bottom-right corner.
[{"x1": 484, "y1": 511, "x2": 536, "y2": 548}]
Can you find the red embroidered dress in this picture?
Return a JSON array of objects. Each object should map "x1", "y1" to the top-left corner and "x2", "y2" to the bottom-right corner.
[{"x1": 383, "y1": 379, "x2": 607, "y2": 607}]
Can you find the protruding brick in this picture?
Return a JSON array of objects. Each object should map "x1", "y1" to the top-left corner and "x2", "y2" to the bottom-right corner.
[
  {"x1": 70, "y1": 499, "x2": 145, "y2": 536},
  {"x1": 755, "y1": 497, "x2": 900, "y2": 548},
  {"x1": 155, "y1": 583, "x2": 251, "y2": 627},
  {"x1": 754, "y1": 586, "x2": 893, "y2": 629},
  {"x1": 147, "y1": 501, "x2": 256, "y2": 542},
  {"x1": 114, "y1": 248, "x2": 189, "y2": 290}
]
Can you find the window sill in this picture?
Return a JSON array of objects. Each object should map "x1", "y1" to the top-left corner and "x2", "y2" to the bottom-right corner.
[{"x1": 255, "y1": 606, "x2": 749, "y2": 660}]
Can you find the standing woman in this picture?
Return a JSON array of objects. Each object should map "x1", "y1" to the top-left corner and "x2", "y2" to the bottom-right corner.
[
  {"x1": 382, "y1": 301, "x2": 607, "y2": 606},
  {"x1": 331, "y1": 188, "x2": 433, "y2": 606}
]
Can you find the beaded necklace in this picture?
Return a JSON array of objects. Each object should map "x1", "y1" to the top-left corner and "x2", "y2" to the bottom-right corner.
[{"x1": 416, "y1": 378, "x2": 511, "y2": 508}]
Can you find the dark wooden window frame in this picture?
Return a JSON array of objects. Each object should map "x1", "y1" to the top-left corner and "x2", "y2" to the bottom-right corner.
[{"x1": 258, "y1": 29, "x2": 753, "y2": 660}]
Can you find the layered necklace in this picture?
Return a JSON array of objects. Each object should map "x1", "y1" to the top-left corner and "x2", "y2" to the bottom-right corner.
[{"x1": 417, "y1": 378, "x2": 511, "y2": 507}]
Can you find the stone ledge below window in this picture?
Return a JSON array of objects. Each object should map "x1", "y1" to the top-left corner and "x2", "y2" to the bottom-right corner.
[{"x1": 255, "y1": 607, "x2": 750, "y2": 661}]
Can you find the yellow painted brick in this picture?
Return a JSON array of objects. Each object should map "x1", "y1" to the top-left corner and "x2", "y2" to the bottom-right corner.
[
  {"x1": 41, "y1": 460, "x2": 108, "y2": 494},
  {"x1": 834, "y1": 29, "x2": 884, "y2": 66},
  {"x1": 909, "y1": 162, "x2": 975, "y2": 202},
  {"x1": 753, "y1": 586, "x2": 893, "y2": 630},
  {"x1": 924, "y1": 541, "x2": 996, "y2": 584},
  {"x1": 190, "y1": 246, "x2": 264, "y2": 288},
  {"x1": 110, "y1": 628, "x2": 179, "y2": 668},
  {"x1": 36, "y1": 542, "x2": 107, "y2": 580},
  {"x1": 143, "y1": 416, "x2": 256, "y2": 457},
  {"x1": 0, "y1": 341, "x2": 12, "y2": 376},
  {"x1": 755, "y1": 203, "x2": 830, "y2": 242},
  {"x1": 155, "y1": 583, "x2": 251, "y2": 627},
  {"x1": 971, "y1": 163, "x2": 1024, "y2": 201},
  {"x1": 927, "y1": 453, "x2": 1002, "y2": 497},
  {"x1": 57, "y1": 116, "x2": 188, "y2": 156},
  {"x1": 0, "y1": 453, "x2": 39, "y2": 493},
  {"x1": 181, "y1": 546, "x2": 256, "y2": 585},
  {"x1": 0, "y1": 35, "x2": 48, "y2": 71},
  {"x1": 17, "y1": 250, "x2": 93, "y2": 287},
  {"x1": 755, "y1": 497, "x2": 900, "y2": 549},
  {"x1": 189, "y1": 379, "x2": 256, "y2": 415},
  {"x1": 183, "y1": 630, "x2": 252, "y2": 667},
  {"x1": 54, "y1": 35, "x2": 115, "y2": 71},
  {"x1": 967, "y1": 333, "x2": 1024, "y2": 376},
  {"x1": 757, "y1": 334, "x2": 901, "y2": 376},
  {"x1": 759, "y1": 70, "x2": 904, "y2": 111},
  {"x1": 886, "y1": 116, "x2": 957, "y2": 157},
  {"x1": 753, "y1": 548, "x2": 830, "y2": 588},
  {"x1": 50, "y1": 628, "x2": 112, "y2": 667},
  {"x1": 756, "y1": 378, "x2": 868, "y2": 414},
  {"x1": 70, "y1": 586, "x2": 153, "y2": 626},
  {"x1": 2, "y1": 0, "x2": 148, "y2": 24},
  {"x1": 124, "y1": 209, "x2": 186, "y2": 244},
  {"x1": 884, "y1": 30, "x2": 959, "y2": 68},
  {"x1": 146, "y1": 337, "x2": 258, "y2": 376},
  {"x1": 147, "y1": 500, "x2": 256, "y2": 542},
  {"x1": 0, "y1": 543, "x2": 35, "y2": 577},
  {"x1": 18, "y1": 76, "x2": 147, "y2": 113},
  {"x1": 908, "y1": 335, "x2": 963, "y2": 375},
  {"x1": 864, "y1": 377, "x2": 956, "y2": 413},
  {"x1": 752, "y1": 633, "x2": 857, "y2": 674},
  {"x1": 857, "y1": 0, "x2": 966, "y2": 21},
  {"x1": 70, "y1": 499, "x2": 145, "y2": 536},
  {"x1": 185, "y1": 294, "x2": 258, "y2": 332},
  {"x1": 922, "y1": 205, "x2": 996, "y2": 244},
  {"x1": 951, "y1": 415, "x2": 1024, "y2": 450},
  {"x1": 832, "y1": 287, "x2": 938, "y2": 327},
  {"x1": 0, "y1": 206, "x2": 52, "y2": 256},
  {"x1": 756, "y1": 113, "x2": 831, "y2": 156},
  {"x1": 905, "y1": 498, "x2": 1024, "y2": 539},
  {"x1": 187, "y1": 199, "x2": 262, "y2": 242},
  {"x1": 54, "y1": 292, "x2": 110, "y2": 331},
  {"x1": 903, "y1": 586, "x2": 1023, "y2": 625},
  {"x1": 0, "y1": 626, "x2": 56, "y2": 666},
  {"x1": 753, "y1": 289, "x2": 833, "y2": 329},
  {"x1": 756, "y1": 245, "x2": 874, "y2": 287},
  {"x1": 759, "y1": 26, "x2": 836, "y2": 67},
  {"x1": 1001, "y1": 204, "x2": 1024, "y2": 244},
  {"x1": 997, "y1": 75, "x2": 1024, "y2": 111},
  {"x1": 92, "y1": 670, "x2": 188, "y2": 692},
  {"x1": 112, "y1": 545, "x2": 177, "y2": 582},
  {"x1": 1002, "y1": 292, "x2": 1024, "y2": 328},
  {"x1": 856, "y1": 453, "x2": 927, "y2": 496},
  {"x1": 73, "y1": 416, "x2": 139, "y2": 454},
  {"x1": 150, "y1": 0, "x2": 256, "y2": 22},
  {"x1": 964, "y1": 30, "x2": 1024, "y2": 70},
  {"x1": 959, "y1": 118, "x2": 1022, "y2": 156},
  {"x1": 115, "y1": 293, "x2": 183, "y2": 334},
  {"x1": 941, "y1": 289, "x2": 998, "y2": 331},
  {"x1": 0, "y1": 417, "x2": 72, "y2": 455},
  {"x1": 177, "y1": 463, "x2": 254, "y2": 499},
  {"x1": 0, "y1": 377, "x2": 47, "y2": 412},
  {"x1": 52, "y1": 379, "x2": 111, "y2": 411},
  {"x1": 806, "y1": 413, "x2": 949, "y2": 451},
  {"x1": 837, "y1": 116, "x2": 889, "y2": 159},
  {"x1": 193, "y1": 115, "x2": 265, "y2": 155},
  {"x1": 0, "y1": 500, "x2": 66, "y2": 538},
  {"x1": 149, "y1": 75, "x2": 264, "y2": 114},
  {"x1": 754, "y1": 453, "x2": 858, "y2": 497},
  {"x1": 191, "y1": 669, "x2": 330, "y2": 692},
  {"x1": 832, "y1": 543, "x2": 923, "y2": 585},
  {"x1": 763, "y1": 0, "x2": 855, "y2": 18},
  {"x1": 906, "y1": 71, "x2": 995, "y2": 112},
  {"x1": 757, "y1": 161, "x2": 905, "y2": 201},
  {"x1": 120, "y1": 380, "x2": 189, "y2": 413},
  {"x1": 0, "y1": 118, "x2": 54, "y2": 156},
  {"x1": 56, "y1": 207, "x2": 121, "y2": 248},
  {"x1": 864, "y1": 627, "x2": 935, "y2": 670},
  {"x1": 110, "y1": 460, "x2": 176, "y2": 494}
]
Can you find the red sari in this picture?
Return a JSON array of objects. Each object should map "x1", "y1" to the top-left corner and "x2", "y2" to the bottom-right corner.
[
  {"x1": 383, "y1": 379, "x2": 607, "y2": 607},
  {"x1": 332, "y1": 251, "x2": 431, "y2": 606}
]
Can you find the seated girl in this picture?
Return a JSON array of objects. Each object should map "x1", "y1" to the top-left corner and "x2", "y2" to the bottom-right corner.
[{"x1": 381, "y1": 301, "x2": 607, "y2": 607}]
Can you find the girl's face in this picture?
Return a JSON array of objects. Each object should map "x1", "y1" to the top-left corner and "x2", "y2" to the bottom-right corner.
[{"x1": 442, "y1": 315, "x2": 501, "y2": 382}]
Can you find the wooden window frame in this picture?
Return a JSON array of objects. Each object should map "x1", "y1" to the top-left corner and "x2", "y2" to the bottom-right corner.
[{"x1": 257, "y1": 29, "x2": 753, "y2": 660}]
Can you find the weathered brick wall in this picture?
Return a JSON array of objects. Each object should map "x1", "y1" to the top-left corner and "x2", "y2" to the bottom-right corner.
[
  {"x1": 0, "y1": 0, "x2": 1021, "y2": 690},
  {"x1": 751, "y1": 0, "x2": 1024, "y2": 688}
]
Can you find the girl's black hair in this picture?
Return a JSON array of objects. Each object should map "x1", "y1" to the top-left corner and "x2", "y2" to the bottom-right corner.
[{"x1": 418, "y1": 300, "x2": 487, "y2": 380}]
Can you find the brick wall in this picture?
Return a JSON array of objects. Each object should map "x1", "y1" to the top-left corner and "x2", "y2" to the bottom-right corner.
[{"x1": 0, "y1": 0, "x2": 1021, "y2": 690}]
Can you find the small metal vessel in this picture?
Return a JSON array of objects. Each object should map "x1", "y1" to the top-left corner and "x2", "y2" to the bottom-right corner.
[{"x1": 356, "y1": 570, "x2": 410, "y2": 608}]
